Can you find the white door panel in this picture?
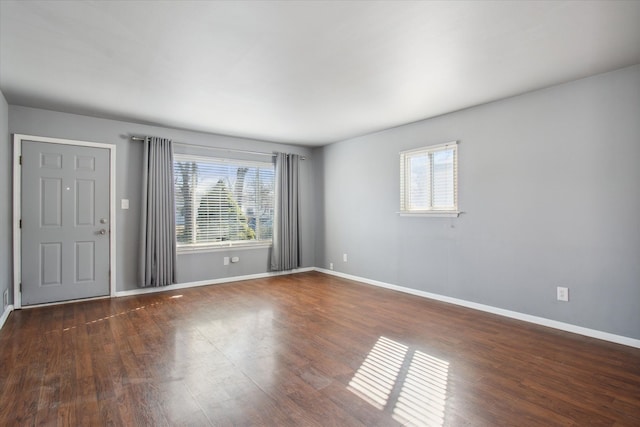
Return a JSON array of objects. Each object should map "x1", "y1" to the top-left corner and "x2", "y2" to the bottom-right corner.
[{"x1": 21, "y1": 141, "x2": 110, "y2": 305}]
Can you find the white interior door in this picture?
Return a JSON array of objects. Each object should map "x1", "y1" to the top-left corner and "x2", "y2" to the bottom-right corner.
[{"x1": 20, "y1": 140, "x2": 111, "y2": 305}]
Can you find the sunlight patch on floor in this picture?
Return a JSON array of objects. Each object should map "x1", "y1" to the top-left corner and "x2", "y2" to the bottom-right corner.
[
  {"x1": 347, "y1": 336, "x2": 408, "y2": 409},
  {"x1": 348, "y1": 336, "x2": 449, "y2": 426},
  {"x1": 392, "y1": 350, "x2": 449, "y2": 426}
]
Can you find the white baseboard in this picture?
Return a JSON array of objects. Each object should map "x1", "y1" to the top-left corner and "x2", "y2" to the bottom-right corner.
[
  {"x1": 0, "y1": 305, "x2": 14, "y2": 330},
  {"x1": 115, "y1": 267, "x2": 315, "y2": 297},
  {"x1": 315, "y1": 268, "x2": 640, "y2": 349}
]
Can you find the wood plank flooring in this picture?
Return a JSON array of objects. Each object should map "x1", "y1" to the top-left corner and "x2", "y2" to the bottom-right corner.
[{"x1": 1, "y1": 271, "x2": 639, "y2": 426}]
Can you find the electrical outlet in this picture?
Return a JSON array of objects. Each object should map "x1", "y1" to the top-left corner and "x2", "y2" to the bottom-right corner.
[
  {"x1": 3, "y1": 289, "x2": 8, "y2": 308},
  {"x1": 223, "y1": 257, "x2": 229, "y2": 266},
  {"x1": 329, "y1": 262, "x2": 334, "y2": 270},
  {"x1": 343, "y1": 253, "x2": 348, "y2": 262},
  {"x1": 557, "y1": 286, "x2": 569, "y2": 302}
]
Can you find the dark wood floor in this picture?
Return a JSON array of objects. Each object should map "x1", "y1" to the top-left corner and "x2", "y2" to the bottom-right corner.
[{"x1": 1, "y1": 272, "x2": 639, "y2": 426}]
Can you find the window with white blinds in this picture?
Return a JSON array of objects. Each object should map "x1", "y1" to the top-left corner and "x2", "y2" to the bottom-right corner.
[
  {"x1": 400, "y1": 142, "x2": 458, "y2": 215},
  {"x1": 174, "y1": 154, "x2": 275, "y2": 249}
]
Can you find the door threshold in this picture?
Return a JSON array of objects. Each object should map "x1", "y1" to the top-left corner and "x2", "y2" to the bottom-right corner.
[{"x1": 19, "y1": 295, "x2": 111, "y2": 310}]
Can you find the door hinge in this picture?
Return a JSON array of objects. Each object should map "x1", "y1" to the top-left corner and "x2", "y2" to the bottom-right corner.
[
  {"x1": 19, "y1": 155, "x2": 22, "y2": 165},
  {"x1": 19, "y1": 283, "x2": 22, "y2": 293},
  {"x1": 19, "y1": 219, "x2": 22, "y2": 228}
]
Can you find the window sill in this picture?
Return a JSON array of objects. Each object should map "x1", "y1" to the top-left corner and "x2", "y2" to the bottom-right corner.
[
  {"x1": 398, "y1": 211, "x2": 461, "y2": 218},
  {"x1": 177, "y1": 242, "x2": 272, "y2": 254}
]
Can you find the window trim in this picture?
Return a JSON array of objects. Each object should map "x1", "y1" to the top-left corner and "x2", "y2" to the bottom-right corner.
[
  {"x1": 173, "y1": 153, "x2": 275, "y2": 251},
  {"x1": 399, "y1": 141, "x2": 459, "y2": 217},
  {"x1": 176, "y1": 241, "x2": 272, "y2": 254}
]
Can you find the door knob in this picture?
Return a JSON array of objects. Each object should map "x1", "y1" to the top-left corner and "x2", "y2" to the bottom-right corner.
[
  {"x1": 100, "y1": 218, "x2": 107, "y2": 224},
  {"x1": 99, "y1": 229, "x2": 107, "y2": 235}
]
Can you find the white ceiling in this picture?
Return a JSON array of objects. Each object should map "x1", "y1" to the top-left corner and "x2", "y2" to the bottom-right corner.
[{"x1": 1, "y1": 1, "x2": 639, "y2": 146}]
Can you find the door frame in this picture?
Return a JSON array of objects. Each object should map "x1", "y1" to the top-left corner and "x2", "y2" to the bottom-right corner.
[{"x1": 13, "y1": 134, "x2": 117, "y2": 309}]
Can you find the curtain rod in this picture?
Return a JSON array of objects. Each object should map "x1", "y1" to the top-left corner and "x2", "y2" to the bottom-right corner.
[{"x1": 130, "y1": 136, "x2": 306, "y2": 159}]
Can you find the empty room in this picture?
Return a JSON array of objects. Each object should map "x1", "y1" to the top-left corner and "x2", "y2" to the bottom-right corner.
[{"x1": 1, "y1": 1, "x2": 639, "y2": 426}]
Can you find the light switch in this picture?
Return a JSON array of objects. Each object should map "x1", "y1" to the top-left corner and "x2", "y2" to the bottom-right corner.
[{"x1": 121, "y1": 199, "x2": 129, "y2": 209}]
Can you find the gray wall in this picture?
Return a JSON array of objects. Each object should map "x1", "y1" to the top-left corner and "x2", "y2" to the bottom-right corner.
[
  {"x1": 9, "y1": 106, "x2": 316, "y2": 292},
  {"x1": 316, "y1": 64, "x2": 640, "y2": 339},
  {"x1": 0, "y1": 91, "x2": 10, "y2": 309}
]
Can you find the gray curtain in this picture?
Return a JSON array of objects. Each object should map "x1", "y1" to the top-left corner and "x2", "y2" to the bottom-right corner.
[
  {"x1": 271, "y1": 152, "x2": 300, "y2": 271},
  {"x1": 139, "y1": 136, "x2": 177, "y2": 287}
]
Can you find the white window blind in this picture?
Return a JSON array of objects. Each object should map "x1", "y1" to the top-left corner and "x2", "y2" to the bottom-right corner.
[
  {"x1": 400, "y1": 142, "x2": 458, "y2": 214},
  {"x1": 174, "y1": 154, "x2": 275, "y2": 248}
]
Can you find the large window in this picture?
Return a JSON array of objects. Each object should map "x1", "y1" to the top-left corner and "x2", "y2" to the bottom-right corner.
[
  {"x1": 174, "y1": 154, "x2": 275, "y2": 249},
  {"x1": 400, "y1": 142, "x2": 458, "y2": 215}
]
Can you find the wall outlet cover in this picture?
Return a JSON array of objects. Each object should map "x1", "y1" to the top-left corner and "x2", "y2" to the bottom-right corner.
[{"x1": 557, "y1": 286, "x2": 569, "y2": 302}]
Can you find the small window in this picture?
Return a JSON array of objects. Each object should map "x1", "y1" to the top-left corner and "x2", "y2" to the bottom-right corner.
[
  {"x1": 174, "y1": 154, "x2": 275, "y2": 249},
  {"x1": 400, "y1": 142, "x2": 458, "y2": 216}
]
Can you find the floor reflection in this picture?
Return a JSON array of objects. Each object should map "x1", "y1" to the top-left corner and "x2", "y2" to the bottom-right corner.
[{"x1": 348, "y1": 336, "x2": 449, "y2": 427}]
